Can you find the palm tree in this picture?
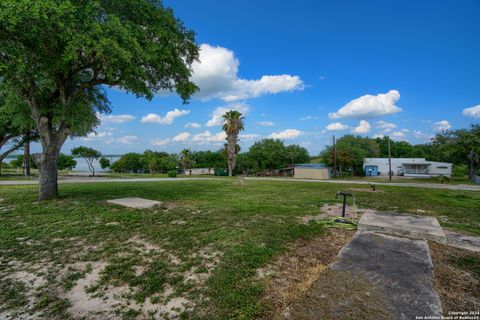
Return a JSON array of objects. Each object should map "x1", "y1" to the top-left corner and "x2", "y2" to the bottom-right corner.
[
  {"x1": 180, "y1": 148, "x2": 193, "y2": 175},
  {"x1": 222, "y1": 110, "x2": 245, "y2": 176}
]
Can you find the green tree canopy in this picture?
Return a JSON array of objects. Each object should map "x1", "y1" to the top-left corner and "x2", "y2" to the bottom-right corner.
[
  {"x1": 249, "y1": 139, "x2": 288, "y2": 172},
  {"x1": 71, "y1": 146, "x2": 101, "y2": 176},
  {"x1": 99, "y1": 157, "x2": 111, "y2": 170},
  {"x1": 111, "y1": 153, "x2": 145, "y2": 173},
  {"x1": 285, "y1": 144, "x2": 310, "y2": 165},
  {"x1": 0, "y1": 0, "x2": 199, "y2": 199}
]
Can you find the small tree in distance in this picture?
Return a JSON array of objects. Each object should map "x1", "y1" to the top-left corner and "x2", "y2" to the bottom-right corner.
[
  {"x1": 99, "y1": 157, "x2": 111, "y2": 171},
  {"x1": 71, "y1": 147, "x2": 101, "y2": 176}
]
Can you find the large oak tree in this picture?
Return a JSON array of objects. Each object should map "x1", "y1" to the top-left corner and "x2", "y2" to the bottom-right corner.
[{"x1": 0, "y1": 0, "x2": 199, "y2": 199}]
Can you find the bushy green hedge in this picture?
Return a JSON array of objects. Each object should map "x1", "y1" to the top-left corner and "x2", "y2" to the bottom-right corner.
[{"x1": 167, "y1": 170, "x2": 177, "y2": 177}]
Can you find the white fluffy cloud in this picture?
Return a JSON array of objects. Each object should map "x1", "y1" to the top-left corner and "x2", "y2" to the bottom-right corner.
[
  {"x1": 151, "y1": 138, "x2": 170, "y2": 146},
  {"x1": 432, "y1": 120, "x2": 452, "y2": 132},
  {"x1": 141, "y1": 108, "x2": 190, "y2": 125},
  {"x1": 413, "y1": 130, "x2": 431, "y2": 141},
  {"x1": 192, "y1": 131, "x2": 227, "y2": 144},
  {"x1": 172, "y1": 132, "x2": 191, "y2": 142},
  {"x1": 463, "y1": 105, "x2": 480, "y2": 119},
  {"x1": 240, "y1": 133, "x2": 261, "y2": 140},
  {"x1": 191, "y1": 44, "x2": 304, "y2": 101},
  {"x1": 256, "y1": 121, "x2": 275, "y2": 127},
  {"x1": 326, "y1": 122, "x2": 349, "y2": 131},
  {"x1": 83, "y1": 128, "x2": 115, "y2": 141},
  {"x1": 269, "y1": 129, "x2": 303, "y2": 140},
  {"x1": 206, "y1": 104, "x2": 250, "y2": 127},
  {"x1": 185, "y1": 122, "x2": 201, "y2": 129},
  {"x1": 351, "y1": 120, "x2": 371, "y2": 134},
  {"x1": 376, "y1": 120, "x2": 397, "y2": 133},
  {"x1": 329, "y1": 90, "x2": 402, "y2": 119},
  {"x1": 99, "y1": 114, "x2": 136, "y2": 124},
  {"x1": 116, "y1": 135, "x2": 138, "y2": 144},
  {"x1": 390, "y1": 131, "x2": 407, "y2": 141}
]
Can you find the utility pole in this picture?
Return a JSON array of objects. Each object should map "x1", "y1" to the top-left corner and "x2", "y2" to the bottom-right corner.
[
  {"x1": 388, "y1": 136, "x2": 392, "y2": 182},
  {"x1": 333, "y1": 135, "x2": 337, "y2": 178}
]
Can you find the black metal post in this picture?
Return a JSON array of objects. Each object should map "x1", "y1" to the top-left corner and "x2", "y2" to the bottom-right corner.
[{"x1": 342, "y1": 194, "x2": 347, "y2": 217}]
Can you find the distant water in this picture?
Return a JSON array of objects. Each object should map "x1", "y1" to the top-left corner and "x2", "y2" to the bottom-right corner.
[{"x1": 73, "y1": 156, "x2": 120, "y2": 173}]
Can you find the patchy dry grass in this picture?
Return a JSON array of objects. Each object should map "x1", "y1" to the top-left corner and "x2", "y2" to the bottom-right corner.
[
  {"x1": 256, "y1": 229, "x2": 354, "y2": 320},
  {"x1": 430, "y1": 242, "x2": 480, "y2": 313},
  {"x1": 0, "y1": 179, "x2": 479, "y2": 319}
]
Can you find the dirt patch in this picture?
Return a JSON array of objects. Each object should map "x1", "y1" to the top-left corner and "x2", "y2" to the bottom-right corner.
[
  {"x1": 429, "y1": 242, "x2": 480, "y2": 313},
  {"x1": 347, "y1": 187, "x2": 385, "y2": 193},
  {"x1": 256, "y1": 229, "x2": 354, "y2": 319},
  {"x1": 301, "y1": 204, "x2": 377, "y2": 224},
  {"x1": 158, "y1": 201, "x2": 178, "y2": 212}
]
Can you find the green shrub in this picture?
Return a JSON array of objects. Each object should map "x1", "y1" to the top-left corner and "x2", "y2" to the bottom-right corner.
[
  {"x1": 438, "y1": 175, "x2": 450, "y2": 184},
  {"x1": 452, "y1": 164, "x2": 468, "y2": 177},
  {"x1": 167, "y1": 170, "x2": 177, "y2": 177}
]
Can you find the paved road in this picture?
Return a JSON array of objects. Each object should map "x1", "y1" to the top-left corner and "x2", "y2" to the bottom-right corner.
[
  {"x1": 0, "y1": 176, "x2": 479, "y2": 191},
  {"x1": 0, "y1": 177, "x2": 215, "y2": 185},
  {"x1": 245, "y1": 177, "x2": 480, "y2": 191}
]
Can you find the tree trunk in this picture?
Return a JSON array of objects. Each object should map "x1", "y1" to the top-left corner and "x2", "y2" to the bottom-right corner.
[
  {"x1": 35, "y1": 151, "x2": 59, "y2": 201},
  {"x1": 24, "y1": 137, "x2": 31, "y2": 177},
  {"x1": 227, "y1": 136, "x2": 236, "y2": 177}
]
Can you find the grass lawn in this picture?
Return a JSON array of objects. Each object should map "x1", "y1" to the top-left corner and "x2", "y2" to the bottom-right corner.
[
  {"x1": 335, "y1": 175, "x2": 475, "y2": 185},
  {"x1": 0, "y1": 179, "x2": 479, "y2": 319}
]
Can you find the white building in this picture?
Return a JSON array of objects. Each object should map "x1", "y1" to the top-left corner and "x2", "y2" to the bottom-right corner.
[
  {"x1": 363, "y1": 158, "x2": 452, "y2": 177},
  {"x1": 184, "y1": 168, "x2": 214, "y2": 175}
]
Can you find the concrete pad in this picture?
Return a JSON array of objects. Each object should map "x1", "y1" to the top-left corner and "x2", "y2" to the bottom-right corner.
[
  {"x1": 358, "y1": 211, "x2": 447, "y2": 243},
  {"x1": 445, "y1": 230, "x2": 480, "y2": 252},
  {"x1": 106, "y1": 197, "x2": 162, "y2": 209},
  {"x1": 333, "y1": 232, "x2": 442, "y2": 319}
]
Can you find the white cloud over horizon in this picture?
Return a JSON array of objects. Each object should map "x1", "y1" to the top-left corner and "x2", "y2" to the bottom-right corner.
[
  {"x1": 390, "y1": 131, "x2": 407, "y2": 141},
  {"x1": 326, "y1": 122, "x2": 350, "y2": 131},
  {"x1": 192, "y1": 131, "x2": 227, "y2": 144},
  {"x1": 269, "y1": 129, "x2": 303, "y2": 140},
  {"x1": 116, "y1": 135, "x2": 138, "y2": 145},
  {"x1": 463, "y1": 105, "x2": 480, "y2": 119},
  {"x1": 329, "y1": 90, "x2": 402, "y2": 119},
  {"x1": 191, "y1": 44, "x2": 304, "y2": 102},
  {"x1": 172, "y1": 132, "x2": 191, "y2": 142},
  {"x1": 351, "y1": 120, "x2": 371, "y2": 134},
  {"x1": 141, "y1": 108, "x2": 190, "y2": 125},
  {"x1": 83, "y1": 128, "x2": 115, "y2": 141},
  {"x1": 206, "y1": 103, "x2": 250, "y2": 127},
  {"x1": 185, "y1": 122, "x2": 202, "y2": 128},
  {"x1": 151, "y1": 138, "x2": 170, "y2": 146},
  {"x1": 240, "y1": 133, "x2": 261, "y2": 140},
  {"x1": 99, "y1": 114, "x2": 136, "y2": 124},
  {"x1": 376, "y1": 120, "x2": 397, "y2": 133},
  {"x1": 432, "y1": 120, "x2": 452, "y2": 132}
]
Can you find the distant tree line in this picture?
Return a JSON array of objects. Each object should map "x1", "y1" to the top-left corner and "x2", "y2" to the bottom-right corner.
[
  {"x1": 106, "y1": 139, "x2": 310, "y2": 175},
  {"x1": 319, "y1": 124, "x2": 480, "y2": 177}
]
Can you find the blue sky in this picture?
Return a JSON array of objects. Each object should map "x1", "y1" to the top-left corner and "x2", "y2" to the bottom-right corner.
[{"x1": 59, "y1": 0, "x2": 480, "y2": 156}]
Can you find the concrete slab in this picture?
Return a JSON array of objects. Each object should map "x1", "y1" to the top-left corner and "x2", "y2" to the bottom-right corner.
[
  {"x1": 106, "y1": 197, "x2": 162, "y2": 209},
  {"x1": 333, "y1": 232, "x2": 442, "y2": 320},
  {"x1": 358, "y1": 211, "x2": 447, "y2": 243},
  {"x1": 445, "y1": 230, "x2": 480, "y2": 252}
]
